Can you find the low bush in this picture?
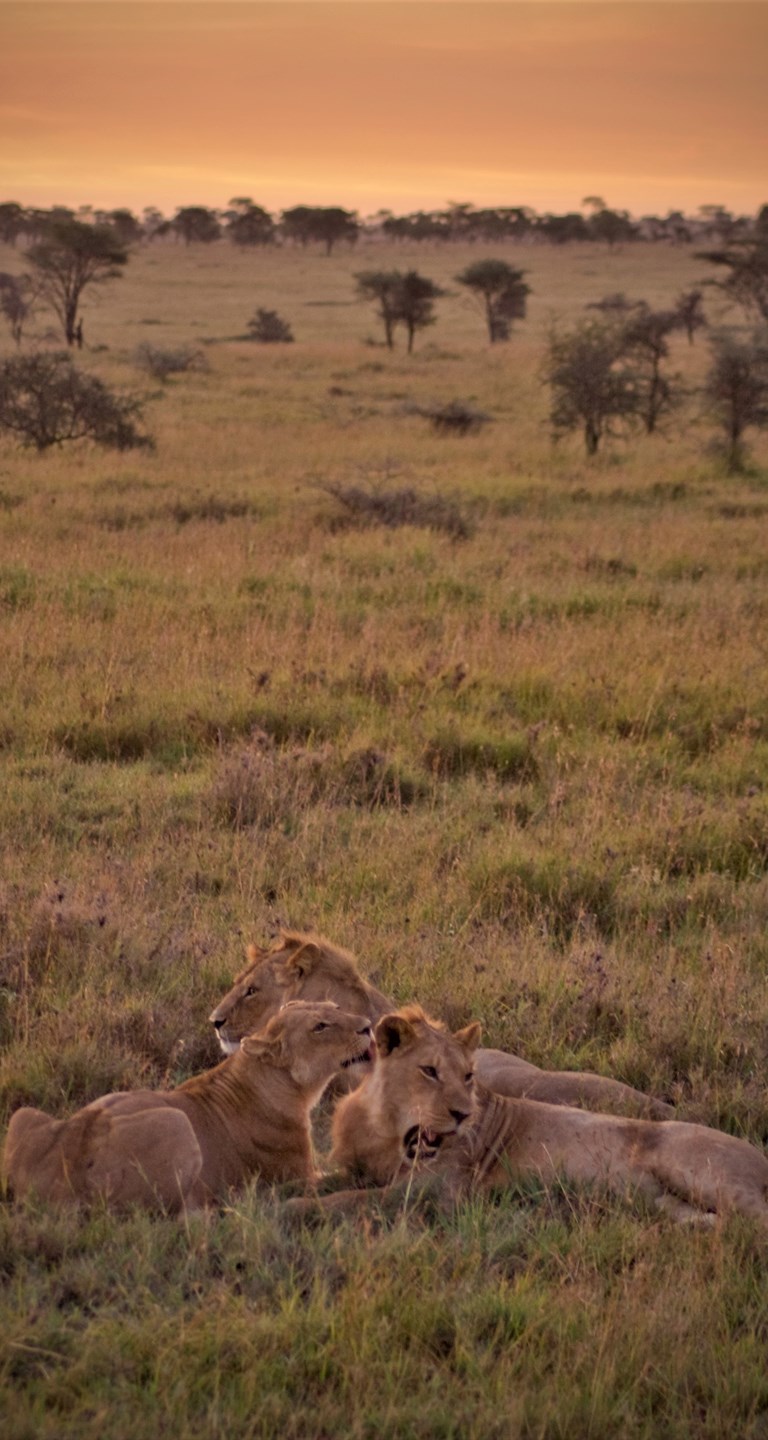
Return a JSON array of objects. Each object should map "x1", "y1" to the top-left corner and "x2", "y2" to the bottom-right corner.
[
  {"x1": 133, "y1": 343, "x2": 207, "y2": 382},
  {"x1": 247, "y1": 307, "x2": 294, "y2": 343},
  {"x1": 0, "y1": 351, "x2": 153, "y2": 451},
  {"x1": 318, "y1": 480, "x2": 473, "y2": 539}
]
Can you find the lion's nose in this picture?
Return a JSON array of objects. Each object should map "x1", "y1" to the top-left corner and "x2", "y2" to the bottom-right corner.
[
  {"x1": 211, "y1": 1017, "x2": 225, "y2": 1029},
  {"x1": 450, "y1": 1109, "x2": 471, "y2": 1126}
]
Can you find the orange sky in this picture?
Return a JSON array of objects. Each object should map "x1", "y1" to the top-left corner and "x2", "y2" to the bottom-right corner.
[{"x1": 1, "y1": 2, "x2": 766, "y2": 218}]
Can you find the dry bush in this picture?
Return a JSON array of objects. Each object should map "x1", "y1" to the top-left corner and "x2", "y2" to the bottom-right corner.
[
  {"x1": 416, "y1": 399, "x2": 492, "y2": 435},
  {"x1": 133, "y1": 342, "x2": 207, "y2": 382},
  {"x1": 317, "y1": 479, "x2": 473, "y2": 539},
  {"x1": 247, "y1": 307, "x2": 294, "y2": 343}
]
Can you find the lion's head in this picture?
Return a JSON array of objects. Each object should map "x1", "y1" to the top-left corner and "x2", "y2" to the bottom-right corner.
[
  {"x1": 331, "y1": 1004, "x2": 481, "y2": 1181},
  {"x1": 209, "y1": 931, "x2": 390, "y2": 1054},
  {"x1": 240, "y1": 999, "x2": 376, "y2": 1099}
]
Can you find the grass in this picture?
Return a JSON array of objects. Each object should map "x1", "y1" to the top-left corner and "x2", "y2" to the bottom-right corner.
[{"x1": 1, "y1": 234, "x2": 767, "y2": 1437}]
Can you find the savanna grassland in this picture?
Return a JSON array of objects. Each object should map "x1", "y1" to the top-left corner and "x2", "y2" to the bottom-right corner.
[{"x1": 1, "y1": 235, "x2": 768, "y2": 1439}]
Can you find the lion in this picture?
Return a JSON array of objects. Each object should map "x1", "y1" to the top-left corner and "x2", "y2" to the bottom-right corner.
[
  {"x1": 312, "y1": 1008, "x2": 768, "y2": 1228},
  {"x1": 210, "y1": 930, "x2": 673, "y2": 1120},
  {"x1": 3, "y1": 1001, "x2": 374, "y2": 1213}
]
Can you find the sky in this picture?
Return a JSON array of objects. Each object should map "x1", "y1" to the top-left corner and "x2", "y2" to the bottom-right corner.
[{"x1": 1, "y1": 1, "x2": 766, "y2": 219}]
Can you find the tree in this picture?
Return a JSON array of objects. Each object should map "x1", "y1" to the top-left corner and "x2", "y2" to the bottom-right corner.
[
  {"x1": 455, "y1": 259, "x2": 530, "y2": 342},
  {"x1": 393, "y1": 270, "x2": 444, "y2": 353},
  {"x1": 105, "y1": 208, "x2": 143, "y2": 246},
  {"x1": 0, "y1": 272, "x2": 37, "y2": 345},
  {"x1": 0, "y1": 352, "x2": 153, "y2": 452},
  {"x1": 281, "y1": 206, "x2": 358, "y2": 254},
  {"x1": 543, "y1": 319, "x2": 639, "y2": 455},
  {"x1": 0, "y1": 202, "x2": 26, "y2": 246},
  {"x1": 704, "y1": 332, "x2": 768, "y2": 472},
  {"x1": 621, "y1": 305, "x2": 683, "y2": 434},
  {"x1": 27, "y1": 219, "x2": 128, "y2": 346},
  {"x1": 355, "y1": 269, "x2": 443, "y2": 351},
  {"x1": 539, "y1": 212, "x2": 590, "y2": 245},
  {"x1": 355, "y1": 270, "x2": 402, "y2": 349},
  {"x1": 588, "y1": 207, "x2": 637, "y2": 247},
  {"x1": 142, "y1": 207, "x2": 170, "y2": 242},
  {"x1": 226, "y1": 202, "x2": 275, "y2": 247},
  {"x1": 698, "y1": 238, "x2": 768, "y2": 321},
  {"x1": 172, "y1": 207, "x2": 221, "y2": 245},
  {"x1": 674, "y1": 288, "x2": 707, "y2": 345}
]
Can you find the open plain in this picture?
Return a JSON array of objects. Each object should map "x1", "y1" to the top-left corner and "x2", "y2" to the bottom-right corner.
[{"x1": 1, "y1": 235, "x2": 767, "y2": 1438}]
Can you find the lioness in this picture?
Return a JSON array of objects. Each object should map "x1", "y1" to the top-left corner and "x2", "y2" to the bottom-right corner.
[
  {"x1": 210, "y1": 930, "x2": 673, "y2": 1120},
  {"x1": 3, "y1": 1001, "x2": 374, "y2": 1213},
  {"x1": 316, "y1": 1007, "x2": 768, "y2": 1228}
]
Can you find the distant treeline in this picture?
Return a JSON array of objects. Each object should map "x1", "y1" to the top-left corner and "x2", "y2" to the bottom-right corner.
[{"x1": 1, "y1": 198, "x2": 767, "y2": 253}]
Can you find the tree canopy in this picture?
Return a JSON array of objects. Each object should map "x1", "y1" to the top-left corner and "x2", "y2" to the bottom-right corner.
[
  {"x1": 455, "y1": 259, "x2": 530, "y2": 342},
  {"x1": 28, "y1": 219, "x2": 129, "y2": 345}
]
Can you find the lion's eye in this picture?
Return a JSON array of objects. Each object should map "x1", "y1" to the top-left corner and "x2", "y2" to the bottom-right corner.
[
  {"x1": 312, "y1": 1022, "x2": 330, "y2": 1033},
  {"x1": 465, "y1": 1073, "x2": 475, "y2": 1084},
  {"x1": 420, "y1": 1065, "x2": 439, "y2": 1080},
  {"x1": 245, "y1": 986, "x2": 259, "y2": 998}
]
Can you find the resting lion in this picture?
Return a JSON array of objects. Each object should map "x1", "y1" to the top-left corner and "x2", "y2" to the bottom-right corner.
[
  {"x1": 3, "y1": 1001, "x2": 374, "y2": 1213},
  {"x1": 209, "y1": 930, "x2": 673, "y2": 1119},
  {"x1": 302, "y1": 1007, "x2": 768, "y2": 1228}
]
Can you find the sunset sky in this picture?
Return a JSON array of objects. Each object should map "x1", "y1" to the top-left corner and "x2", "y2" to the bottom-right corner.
[{"x1": 1, "y1": 1, "x2": 766, "y2": 219}]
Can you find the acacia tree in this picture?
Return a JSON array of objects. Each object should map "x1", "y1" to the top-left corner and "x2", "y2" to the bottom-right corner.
[
  {"x1": 28, "y1": 220, "x2": 128, "y2": 345},
  {"x1": 544, "y1": 319, "x2": 639, "y2": 455},
  {"x1": 355, "y1": 269, "x2": 443, "y2": 351},
  {"x1": 226, "y1": 202, "x2": 275, "y2": 247},
  {"x1": 172, "y1": 207, "x2": 221, "y2": 245},
  {"x1": 0, "y1": 273, "x2": 37, "y2": 345},
  {"x1": 355, "y1": 270, "x2": 403, "y2": 349},
  {"x1": 394, "y1": 270, "x2": 444, "y2": 353},
  {"x1": 587, "y1": 207, "x2": 637, "y2": 247},
  {"x1": 704, "y1": 332, "x2": 768, "y2": 472},
  {"x1": 0, "y1": 351, "x2": 153, "y2": 452},
  {"x1": 455, "y1": 259, "x2": 530, "y2": 342},
  {"x1": 674, "y1": 288, "x2": 707, "y2": 345},
  {"x1": 698, "y1": 239, "x2": 768, "y2": 321},
  {"x1": 0, "y1": 202, "x2": 26, "y2": 246},
  {"x1": 281, "y1": 206, "x2": 359, "y2": 254},
  {"x1": 621, "y1": 306, "x2": 684, "y2": 434}
]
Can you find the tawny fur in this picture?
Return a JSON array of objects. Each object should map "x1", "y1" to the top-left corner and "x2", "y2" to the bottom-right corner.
[
  {"x1": 3, "y1": 1002, "x2": 373, "y2": 1213},
  {"x1": 210, "y1": 930, "x2": 673, "y2": 1119},
  {"x1": 326, "y1": 1007, "x2": 768, "y2": 1228}
]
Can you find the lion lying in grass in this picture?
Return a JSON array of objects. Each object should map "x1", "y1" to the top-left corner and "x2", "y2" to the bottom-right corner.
[
  {"x1": 210, "y1": 930, "x2": 673, "y2": 1119},
  {"x1": 298, "y1": 1007, "x2": 768, "y2": 1228},
  {"x1": 3, "y1": 1001, "x2": 374, "y2": 1213}
]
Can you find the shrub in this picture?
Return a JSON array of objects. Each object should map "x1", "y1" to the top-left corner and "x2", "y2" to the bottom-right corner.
[
  {"x1": 133, "y1": 343, "x2": 206, "y2": 382},
  {"x1": 318, "y1": 479, "x2": 473, "y2": 539},
  {"x1": 417, "y1": 400, "x2": 491, "y2": 436},
  {"x1": 247, "y1": 308, "x2": 294, "y2": 343},
  {"x1": 0, "y1": 351, "x2": 153, "y2": 452}
]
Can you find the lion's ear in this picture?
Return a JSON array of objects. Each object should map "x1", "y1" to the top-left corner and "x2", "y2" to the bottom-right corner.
[
  {"x1": 375, "y1": 1013, "x2": 417, "y2": 1055},
  {"x1": 454, "y1": 1021, "x2": 482, "y2": 1053},
  {"x1": 240, "y1": 1030, "x2": 285, "y2": 1065},
  {"x1": 281, "y1": 941, "x2": 321, "y2": 980},
  {"x1": 245, "y1": 943, "x2": 268, "y2": 965}
]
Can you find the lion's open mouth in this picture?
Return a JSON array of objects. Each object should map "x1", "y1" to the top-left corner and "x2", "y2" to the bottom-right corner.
[
  {"x1": 402, "y1": 1125, "x2": 454, "y2": 1162},
  {"x1": 341, "y1": 1039, "x2": 376, "y2": 1070}
]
